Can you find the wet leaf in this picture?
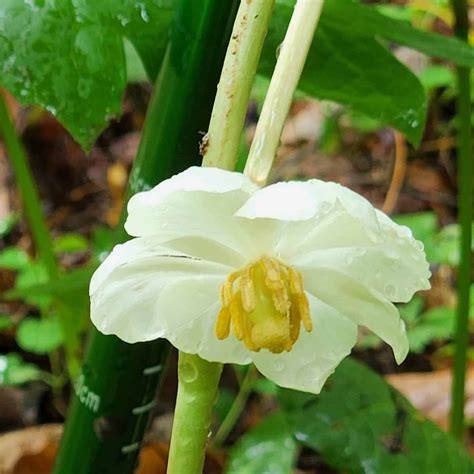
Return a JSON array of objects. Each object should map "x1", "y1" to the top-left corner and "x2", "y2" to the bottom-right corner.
[
  {"x1": 0, "y1": 0, "x2": 173, "y2": 149},
  {"x1": 281, "y1": 359, "x2": 473, "y2": 473},
  {"x1": 225, "y1": 412, "x2": 297, "y2": 474},
  {"x1": 262, "y1": 1, "x2": 427, "y2": 144}
]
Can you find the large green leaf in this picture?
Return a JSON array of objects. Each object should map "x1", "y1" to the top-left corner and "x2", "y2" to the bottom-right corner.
[
  {"x1": 2, "y1": 0, "x2": 474, "y2": 148},
  {"x1": 323, "y1": 0, "x2": 474, "y2": 69},
  {"x1": 225, "y1": 412, "x2": 297, "y2": 474},
  {"x1": 0, "y1": 0, "x2": 173, "y2": 149},
  {"x1": 280, "y1": 359, "x2": 473, "y2": 473},
  {"x1": 261, "y1": 6, "x2": 426, "y2": 144}
]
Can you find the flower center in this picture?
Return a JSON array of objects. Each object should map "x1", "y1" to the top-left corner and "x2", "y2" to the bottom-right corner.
[{"x1": 215, "y1": 256, "x2": 312, "y2": 353}]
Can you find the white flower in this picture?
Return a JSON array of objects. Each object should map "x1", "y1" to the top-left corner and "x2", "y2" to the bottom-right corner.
[{"x1": 90, "y1": 166, "x2": 430, "y2": 394}]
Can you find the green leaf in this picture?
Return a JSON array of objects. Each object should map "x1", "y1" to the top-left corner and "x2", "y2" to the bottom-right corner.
[
  {"x1": 0, "y1": 315, "x2": 14, "y2": 331},
  {"x1": 16, "y1": 317, "x2": 63, "y2": 354},
  {"x1": 225, "y1": 412, "x2": 297, "y2": 474},
  {"x1": 14, "y1": 261, "x2": 51, "y2": 308},
  {"x1": 399, "y1": 295, "x2": 424, "y2": 325},
  {"x1": 53, "y1": 233, "x2": 89, "y2": 253},
  {"x1": 322, "y1": 0, "x2": 474, "y2": 69},
  {"x1": 0, "y1": 247, "x2": 30, "y2": 271},
  {"x1": 0, "y1": 0, "x2": 173, "y2": 149},
  {"x1": 0, "y1": 353, "x2": 41, "y2": 385},
  {"x1": 418, "y1": 65, "x2": 455, "y2": 91},
  {"x1": 124, "y1": 38, "x2": 148, "y2": 83},
  {"x1": 261, "y1": 0, "x2": 427, "y2": 144},
  {"x1": 281, "y1": 359, "x2": 473, "y2": 473},
  {"x1": 431, "y1": 223, "x2": 474, "y2": 266},
  {"x1": 408, "y1": 306, "x2": 455, "y2": 353},
  {"x1": 0, "y1": 213, "x2": 18, "y2": 238},
  {"x1": 7, "y1": 265, "x2": 95, "y2": 303}
]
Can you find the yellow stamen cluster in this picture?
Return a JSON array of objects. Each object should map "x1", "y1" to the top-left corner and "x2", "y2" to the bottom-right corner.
[{"x1": 215, "y1": 256, "x2": 312, "y2": 353}]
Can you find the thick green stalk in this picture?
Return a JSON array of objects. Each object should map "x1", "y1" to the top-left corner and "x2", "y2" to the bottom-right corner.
[
  {"x1": 0, "y1": 94, "x2": 57, "y2": 277},
  {"x1": 202, "y1": 0, "x2": 275, "y2": 169},
  {"x1": 449, "y1": 0, "x2": 473, "y2": 440},
  {"x1": 53, "y1": 2, "x2": 239, "y2": 473},
  {"x1": 167, "y1": 353, "x2": 223, "y2": 474}
]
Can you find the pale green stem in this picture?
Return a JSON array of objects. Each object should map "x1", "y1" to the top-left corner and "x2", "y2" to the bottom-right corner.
[
  {"x1": 168, "y1": 2, "x2": 276, "y2": 472},
  {"x1": 244, "y1": 0, "x2": 325, "y2": 186},
  {"x1": 167, "y1": 353, "x2": 223, "y2": 474},
  {"x1": 213, "y1": 364, "x2": 258, "y2": 447},
  {"x1": 202, "y1": 0, "x2": 275, "y2": 169}
]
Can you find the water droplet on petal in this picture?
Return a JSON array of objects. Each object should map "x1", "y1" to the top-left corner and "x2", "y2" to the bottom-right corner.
[
  {"x1": 384, "y1": 284, "x2": 396, "y2": 299},
  {"x1": 274, "y1": 360, "x2": 284, "y2": 372},
  {"x1": 321, "y1": 201, "x2": 331, "y2": 213}
]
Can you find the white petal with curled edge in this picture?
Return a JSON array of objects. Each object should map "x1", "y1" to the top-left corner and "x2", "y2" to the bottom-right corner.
[
  {"x1": 235, "y1": 179, "x2": 379, "y2": 227},
  {"x1": 124, "y1": 167, "x2": 259, "y2": 257},
  {"x1": 291, "y1": 242, "x2": 430, "y2": 305},
  {"x1": 299, "y1": 266, "x2": 409, "y2": 364},
  {"x1": 90, "y1": 236, "x2": 233, "y2": 346},
  {"x1": 252, "y1": 294, "x2": 357, "y2": 394},
  {"x1": 234, "y1": 179, "x2": 385, "y2": 260}
]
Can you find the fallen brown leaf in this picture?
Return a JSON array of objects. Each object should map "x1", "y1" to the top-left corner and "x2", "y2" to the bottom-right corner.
[
  {"x1": 386, "y1": 369, "x2": 474, "y2": 430},
  {"x1": 0, "y1": 424, "x2": 62, "y2": 474}
]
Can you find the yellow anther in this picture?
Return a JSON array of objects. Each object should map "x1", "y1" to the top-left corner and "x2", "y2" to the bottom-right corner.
[
  {"x1": 240, "y1": 267, "x2": 256, "y2": 312},
  {"x1": 215, "y1": 307, "x2": 231, "y2": 340},
  {"x1": 214, "y1": 256, "x2": 312, "y2": 353}
]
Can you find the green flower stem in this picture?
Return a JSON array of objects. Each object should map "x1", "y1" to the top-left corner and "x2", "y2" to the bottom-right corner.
[
  {"x1": 167, "y1": 353, "x2": 223, "y2": 474},
  {"x1": 202, "y1": 0, "x2": 275, "y2": 170},
  {"x1": 449, "y1": 0, "x2": 473, "y2": 440},
  {"x1": 168, "y1": 2, "x2": 277, "y2": 470},
  {"x1": 0, "y1": 94, "x2": 57, "y2": 278},
  {"x1": 0, "y1": 93, "x2": 80, "y2": 378},
  {"x1": 213, "y1": 364, "x2": 258, "y2": 447},
  {"x1": 244, "y1": 0, "x2": 325, "y2": 186}
]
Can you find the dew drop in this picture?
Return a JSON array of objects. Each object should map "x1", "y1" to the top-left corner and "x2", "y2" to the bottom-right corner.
[
  {"x1": 137, "y1": 2, "x2": 150, "y2": 22},
  {"x1": 274, "y1": 360, "x2": 284, "y2": 372},
  {"x1": 384, "y1": 284, "x2": 396, "y2": 299},
  {"x1": 321, "y1": 201, "x2": 331, "y2": 213},
  {"x1": 180, "y1": 362, "x2": 198, "y2": 383}
]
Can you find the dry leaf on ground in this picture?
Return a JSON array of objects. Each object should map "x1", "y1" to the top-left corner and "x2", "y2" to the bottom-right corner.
[{"x1": 386, "y1": 369, "x2": 474, "y2": 430}]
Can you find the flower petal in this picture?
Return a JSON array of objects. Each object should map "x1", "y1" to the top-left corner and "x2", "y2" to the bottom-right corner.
[
  {"x1": 90, "y1": 236, "x2": 234, "y2": 346},
  {"x1": 125, "y1": 167, "x2": 259, "y2": 257},
  {"x1": 234, "y1": 180, "x2": 383, "y2": 259},
  {"x1": 235, "y1": 179, "x2": 378, "y2": 225},
  {"x1": 291, "y1": 243, "x2": 430, "y2": 304},
  {"x1": 299, "y1": 267, "x2": 409, "y2": 364},
  {"x1": 252, "y1": 294, "x2": 357, "y2": 394},
  {"x1": 155, "y1": 280, "x2": 251, "y2": 365}
]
